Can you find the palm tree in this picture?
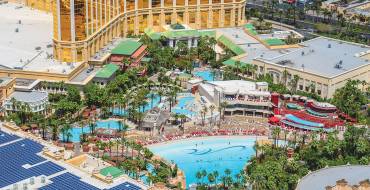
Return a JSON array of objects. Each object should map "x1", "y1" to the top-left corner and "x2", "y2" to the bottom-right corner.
[
  {"x1": 213, "y1": 171, "x2": 219, "y2": 187},
  {"x1": 209, "y1": 105, "x2": 215, "y2": 126},
  {"x1": 281, "y1": 70, "x2": 289, "y2": 85},
  {"x1": 235, "y1": 61, "x2": 241, "y2": 75},
  {"x1": 196, "y1": 171, "x2": 202, "y2": 185},
  {"x1": 272, "y1": 127, "x2": 281, "y2": 148},
  {"x1": 40, "y1": 121, "x2": 48, "y2": 140},
  {"x1": 48, "y1": 119, "x2": 59, "y2": 141},
  {"x1": 289, "y1": 74, "x2": 300, "y2": 92},
  {"x1": 201, "y1": 170, "x2": 207, "y2": 185},
  {"x1": 207, "y1": 173, "x2": 215, "y2": 186},
  {"x1": 179, "y1": 114, "x2": 186, "y2": 133},
  {"x1": 65, "y1": 123, "x2": 72, "y2": 142},
  {"x1": 220, "y1": 101, "x2": 228, "y2": 120},
  {"x1": 201, "y1": 106, "x2": 208, "y2": 126},
  {"x1": 361, "y1": 80, "x2": 367, "y2": 92}
]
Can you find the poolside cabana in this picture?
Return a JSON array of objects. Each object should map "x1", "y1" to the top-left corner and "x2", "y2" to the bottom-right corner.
[
  {"x1": 292, "y1": 95, "x2": 300, "y2": 101},
  {"x1": 282, "y1": 94, "x2": 292, "y2": 100}
]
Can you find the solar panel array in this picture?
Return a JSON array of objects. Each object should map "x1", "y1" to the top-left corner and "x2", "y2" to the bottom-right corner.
[
  {"x1": 39, "y1": 172, "x2": 100, "y2": 190},
  {"x1": 0, "y1": 139, "x2": 64, "y2": 188},
  {"x1": 0, "y1": 131, "x2": 143, "y2": 190},
  {"x1": 107, "y1": 182, "x2": 143, "y2": 190}
]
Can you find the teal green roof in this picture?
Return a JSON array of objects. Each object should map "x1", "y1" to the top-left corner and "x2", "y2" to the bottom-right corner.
[
  {"x1": 163, "y1": 29, "x2": 200, "y2": 39},
  {"x1": 144, "y1": 28, "x2": 161, "y2": 40},
  {"x1": 199, "y1": 30, "x2": 216, "y2": 38},
  {"x1": 111, "y1": 40, "x2": 142, "y2": 55},
  {"x1": 217, "y1": 35, "x2": 246, "y2": 55},
  {"x1": 223, "y1": 59, "x2": 249, "y2": 67},
  {"x1": 170, "y1": 23, "x2": 186, "y2": 30},
  {"x1": 264, "y1": 38, "x2": 286, "y2": 46},
  {"x1": 244, "y1": 24, "x2": 258, "y2": 35},
  {"x1": 244, "y1": 23, "x2": 256, "y2": 30},
  {"x1": 95, "y1": 64, "x2": 119, "y2": 78},
  {"x1": 100, "y1": 166, "x2": 123, "y2": 178}
]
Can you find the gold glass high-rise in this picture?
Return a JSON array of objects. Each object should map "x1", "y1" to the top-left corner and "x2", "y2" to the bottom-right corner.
[{"x1": 47, "y1": 0, "x2": 245, "y2": 62}]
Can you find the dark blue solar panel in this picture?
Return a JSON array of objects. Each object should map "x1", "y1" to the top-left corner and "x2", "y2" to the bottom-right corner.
[
  {"x1": 108, "y1": 182, "x2": 142, "y2": 190},
  {"x1": 39, "y1": 172, "x2": 100, "y2": 190},
  {"x1": 0, "y1": 131, "x2": 20, "y2": 145}
]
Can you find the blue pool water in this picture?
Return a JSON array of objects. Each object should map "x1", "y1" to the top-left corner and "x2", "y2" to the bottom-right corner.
[
  {"x1": 194, "y1": 70, "x2": 215, "y2": 81},
  {"x1": 285, "y1": 114, "x2": 324, "y2": 127},
  {"x1": 172, "y1": 96, "x2": 196, "y2": 118},
  {"x1": 113, "y1": 93, "x2": 161, "y2": 115},
  {"x1": 148, "y1": 137, "x2": 256, "y2": 187},
  {"x1": 59, "y1": 120, "x2": 125, "y2": 143}
]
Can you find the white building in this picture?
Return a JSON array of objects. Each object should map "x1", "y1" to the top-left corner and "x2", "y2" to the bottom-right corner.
[
  {"x1": 3, "y1": 90, "x2": 48, "y2": 114},
  {"x1": 198, "y1": 80, "x2": 273, "y2": 117}
]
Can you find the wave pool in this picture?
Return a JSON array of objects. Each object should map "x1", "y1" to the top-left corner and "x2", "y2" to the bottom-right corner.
[{"x1": 148, "y1": 136, "x2": 257, "y2": 187}]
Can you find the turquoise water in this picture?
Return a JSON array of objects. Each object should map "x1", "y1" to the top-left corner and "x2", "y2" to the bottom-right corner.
[
  {"x1": 285, "y1": 114, "x2": 324, "y2": 127},
  {"x1": 112, "y1": 93, "x2": 161, "y2": 115},
  {"x1": 194, "y1": 70, "x2": 215, "y2": 81},
  {"x1": 172, "y1": 96, "x2": 197, "y2": 118},
  {"x1": 148, "y1": 137, "x2": 256, "y2": 187},
  {"x1": 59, "y1": 120, "x2": 125, "y2": 143}
]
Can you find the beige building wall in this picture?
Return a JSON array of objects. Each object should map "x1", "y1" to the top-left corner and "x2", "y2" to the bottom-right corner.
[
  {"x1": 0, "y1": 78, "x2": 16, "y2": 102},
  {"x1": 0, "y1": 62, "x2": 87, "y2": 82},
  {"x1": 252, "y1": 59, "x2": 370, "y2": 99}
]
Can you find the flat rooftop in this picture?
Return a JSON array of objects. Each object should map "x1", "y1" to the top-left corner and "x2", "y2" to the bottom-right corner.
[
  {"x1": 203, "y1": 80, "x2": 270, "y2": 96},
  {"x1": 260, "y1": 37, "x2": 370, "y2": 77},
  {"x1": 111, "y1": 40, "x2": 143, "y2": 56},
  {"x1": 0, "y1": 77, "x2": 14, "y2": 87},
  {"x1": 8, "y1": 90, "x2": 48, "y2": 103},
  {"x1": 0, "y1": 3, "x2": 81, "y2": 74},
  {"x1": 297, "y1": 165, "x2": 370, "y2": 190}
]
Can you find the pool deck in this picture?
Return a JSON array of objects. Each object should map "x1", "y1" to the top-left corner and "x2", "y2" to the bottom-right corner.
[{"x1": 146, "y1": 135, "x2": 268, "y2": 148}]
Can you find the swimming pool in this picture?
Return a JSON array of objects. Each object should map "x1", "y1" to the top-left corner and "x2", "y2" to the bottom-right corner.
[
  {"x1": 112, "y1": 93, "x2": 161, "y2": 115},
  {"x1": 285, "y1": 114, "x2": 324, "y2": 128},
  {"x1": 148, "y1": 136, "x2": 256, "y2": 187},
  {"x1": 59, "y1": 120, "x2": 125, "y2": 143},
  {"x1": 172, "y1": 96, "x2": 197, "y2": 118},
  {"x1": 194, "y1": 70, "x2": 215, "y2": 81}
]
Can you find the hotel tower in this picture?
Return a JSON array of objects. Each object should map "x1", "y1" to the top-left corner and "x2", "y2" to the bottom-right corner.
[{"x1": 52, "y1": 0, "x2": 246, "y2": 63}]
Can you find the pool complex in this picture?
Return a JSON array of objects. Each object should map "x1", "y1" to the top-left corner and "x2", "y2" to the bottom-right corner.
[
  {"x1": 148, "y1": 136, "x2": 256, "y2": 187},
  {"x1": 112, "y1": 93, "x2": 161, "y2": 115},
  {"x1": 59, "y1": 120, "x2": 125, "y2": 143},
  {"x1": 194, "y1": 70, "x2": 215, "y2": 81},
  {"x1": 172, "y1": 96, "x2": 197, "y2": 118}
]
